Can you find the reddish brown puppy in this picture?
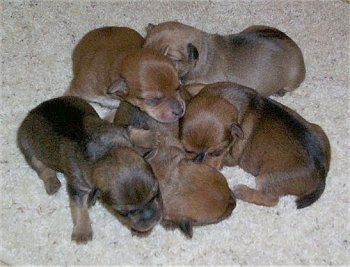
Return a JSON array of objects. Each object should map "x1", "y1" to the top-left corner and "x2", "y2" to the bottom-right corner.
[
  {"x1": 114, "y1": 101, "x2": 236, "y2": 238},
  {"x1": 144, "y1": 21, "x2": 306, "y2": 97},
  {"x1": 18, "y1": 96, "x2": 162, "y2": 244},
  {"x1": 65, "y1": 26, "x2": 185, "y2": 123},
  {"x1": 181, "y1": 82, "x2": 331, "y2": 209}
]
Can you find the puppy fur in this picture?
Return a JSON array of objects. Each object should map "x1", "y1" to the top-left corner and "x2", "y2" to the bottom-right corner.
[
  {"x1": 17, "y1": 96, "x2": 162, "y2": 244},
  {"x1": 180, "y1": 82, "x2": 330, "y2": 209},
  {"x1": 65, "y1": 26, "x2": 185, "y2": 123},
  {"x1": 114, "y1": 101, "x2": 236, "y2": 238},
  {"x1": 144, "y1": 21, "x2": 306, "y2": 97}
]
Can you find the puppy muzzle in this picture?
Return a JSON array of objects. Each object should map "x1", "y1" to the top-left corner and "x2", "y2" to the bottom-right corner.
[{"x1": 171, "y1": 99, "x2": 185, "y2": 118}]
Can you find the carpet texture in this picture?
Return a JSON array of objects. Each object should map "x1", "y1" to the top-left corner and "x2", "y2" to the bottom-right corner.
[{"x1": 1, "y1": 0, "x2": 349, "y2": 265}]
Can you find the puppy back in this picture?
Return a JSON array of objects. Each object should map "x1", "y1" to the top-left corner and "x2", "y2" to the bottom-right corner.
[
  {"x1": 26, "y1": 96, "x2": 97, "y2": 144},
  {"x1": 72, "y1": 27, "x2": 144, "y2": 75}
]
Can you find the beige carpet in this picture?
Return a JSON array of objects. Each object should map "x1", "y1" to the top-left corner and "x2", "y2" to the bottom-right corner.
[{"x1": 1, "y1": 0, "x2": 349, "y2": 265}]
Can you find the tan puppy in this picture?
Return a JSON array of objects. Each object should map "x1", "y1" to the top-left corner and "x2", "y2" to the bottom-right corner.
[
  {"x1": 144, "y1": 21, "x2": 306, "y2": 97},
  {"x1": 181, "y1": 82, "x2": 331, "y2": 209},
  {"x1": 65, "y1": 26, "x2": 185, "y2": 123},
  {"x1": 17, "y1": 96, "x2": 162, "y2": 244},
  {"x1": 114, "y1": 101, "x2": 236, "y2": 238}
]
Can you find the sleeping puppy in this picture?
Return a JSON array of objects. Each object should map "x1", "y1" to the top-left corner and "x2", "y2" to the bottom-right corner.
[
  {"x1": 144, "y1": 21, "x2": 306, "y2": 97},
  {"x1": 114, "y1": 101, "x2": 236, "y2": 238},
  {"x1": 17, "y1": 96, "x2": 162, "y2": 244},
  {"x1": 65, "y1": 26, "x2": 185, "y2": 123},
  {"x1": 180, "y1": 82, "x2": 331, "y2": 209}
]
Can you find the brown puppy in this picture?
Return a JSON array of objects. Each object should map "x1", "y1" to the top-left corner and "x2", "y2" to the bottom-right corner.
[
  {"x1": 181, "y1": 82, "x2": 331, "y2": 209},
  {"x1": 114, "y1": 101, "x2": 236, "y2": 238},
  {"x1": 144, "y1": 21, "x2": 306, "y2": 97},
  {"x1": 17, "y1": 96, "x2": 162, "y2": 244},
  {"x1": 65, "y1": 26, "x2": 185, "y2": 123}
]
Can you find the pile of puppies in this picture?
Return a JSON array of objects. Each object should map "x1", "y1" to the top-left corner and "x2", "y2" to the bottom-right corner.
[{"x1": 18, "y1": 21, "x2": 331, "y2": 244}]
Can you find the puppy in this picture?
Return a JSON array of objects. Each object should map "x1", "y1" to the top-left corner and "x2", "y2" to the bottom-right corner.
[
  {"x1": 144, "y1": 21, "x2": 306, "y2": 97},
  {"x1": 65, "y1": 26, "x2": 185, "y2": 123},
  {"x1": 17, "y1": 96, "x2": 162, "y2": 244},
  {"x1": 114, "y1": 101, "x2": 236, "y2": 238},
  {"x1": 180, "y1": 82, "x2": 331, "y2": 209}
]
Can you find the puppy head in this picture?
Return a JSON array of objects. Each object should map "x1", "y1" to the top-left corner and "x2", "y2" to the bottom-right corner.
[
  {"x1": 181, "y1": 94, "x2": 243, "y2": 169},
  {"x1": 108, "y1": 48, "x2": 185, "y2": 123},
  {"x1": 92, "y1": 146, "x2": 162, "y2": 234},
  {"x1": 144, "y1": 22, "x2": 200, "y2": 80},
  {"x1": 145, "y1": 137, "x2": 235, "y2": 238}
]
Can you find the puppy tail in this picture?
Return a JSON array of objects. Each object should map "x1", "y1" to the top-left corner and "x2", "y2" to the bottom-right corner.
[{"x1": 295, "y1": 177, "x2": 326, "y2": 209}]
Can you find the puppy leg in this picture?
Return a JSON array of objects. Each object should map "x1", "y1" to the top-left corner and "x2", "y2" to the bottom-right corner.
[
  {"x1": 233, "y1": 174, "x2": 279, "y2": 207},
  {"x1": 233, "y1": 184, "x2": 279, "y2": 207},
  {"x1": 30, "y1": 156, "x2": 61, "y2": 195},
  {"x1": 67, "y1": 183, "x2": 93, "y2": 244}
]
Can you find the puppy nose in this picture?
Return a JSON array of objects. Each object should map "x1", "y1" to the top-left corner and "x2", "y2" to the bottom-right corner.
[
  {"x1": 141, "y1": 208, "x2": 155, "y2": 220},
  {"x1": 172, "y1": 107, "x2": 184, "y2": 116},
  {"x1": 171, "y1": 101, "x2": 184, "y2": 117}
]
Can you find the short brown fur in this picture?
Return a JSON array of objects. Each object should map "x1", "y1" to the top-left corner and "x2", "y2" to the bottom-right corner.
[
  {"x1": 144, "y1": 21, "x2": 306, "y2": 97},
  {"x1": 66, "y1": 26, "x2": 185, "y2": 123},
  {"x1": 17, "y1": 96, "x2": 162, "y2": 244},
  {"x1": 114, "y1": 101, "x2": 235, "y2": 238},
  {"x1": 181, "y1": 82, "x2": 330, "y2": 208}
]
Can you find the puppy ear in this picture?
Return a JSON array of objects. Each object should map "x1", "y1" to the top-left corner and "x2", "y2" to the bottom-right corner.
[
  {"x1": 231, "y1": 122, "x2": 244, "y2": 139},
  {"x1": 146, "y1": 23, "x2": 156, "y2": 33},
  {"x1": 108, "y1": 77, "x2": 128, "y2": 96},
  {"x1": 182, "y1": 83, "x2": 206, "y2": 97},
  {"x1": 187, "y1": 43, "x2": 199, "y2": 61},
  {"x1": 179, "y1": 220, "x2": 193, "y2": 238}
]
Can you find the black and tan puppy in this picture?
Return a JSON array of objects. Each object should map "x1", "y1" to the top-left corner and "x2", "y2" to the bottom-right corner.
[
  {"x1": 181, "y1": 82, "x2": 330, "y2": 209},
  {"x1": 114, "y1": 101, "x2": 235, "y2": 238},
  {"x1": 144, "y1": 21, "x2": 306, "y2": 97},
  {"x1": 17, "y1": 96, "x2": 162, "y2": 244},
  {"x1": 65, "y1": 26, "x2": 185, "y2": 123}
]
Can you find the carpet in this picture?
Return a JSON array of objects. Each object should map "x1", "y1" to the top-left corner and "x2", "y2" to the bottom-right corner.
[{"x1": 1, "y1": 0, "x2": 349, "y2": 265}]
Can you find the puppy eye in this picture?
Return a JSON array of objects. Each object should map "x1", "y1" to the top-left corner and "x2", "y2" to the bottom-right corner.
[
  {"x1": 184, "y1": 149, "x2": 196, "y2": 154},
  {"x1": 117, "y1": 208, "x2": 139, "y2": 217},
  {"x1": 117, "y1": 210, "x2": 129, "y2": 217},
  {"x1": 144, "y1": 97, "x2": 163, "y2": 106}
]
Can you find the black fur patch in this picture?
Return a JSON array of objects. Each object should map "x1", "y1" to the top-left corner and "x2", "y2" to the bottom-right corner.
[
  {"x1": 30, "y1": 97, "x2": 90, "y2": 144},
  {"x1": 187, "y1": 43, "x2": 199, "y2": 60},
  {"x1": 264, "y1": 98, "x2": 327, "y2": 180},
  {"x1": 231, "y1": 28, "x2": 289, "y2": 46}
]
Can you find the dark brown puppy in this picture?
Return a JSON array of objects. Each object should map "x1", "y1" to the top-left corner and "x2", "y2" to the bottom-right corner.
[
  {"x1": 65, "y1": 26, "x2": 185, "y2": 123},
  {"x1": 181, "y1": 82, "x2": 330, "y2": 209},
  {"x1": 114, "y1": 101, "x2": 235, "y2": 238},
  {"x1": 144, "y1": 21, "x2": 306, "y2": 97},
  {"x1": 17, "y1": 96, "x2": 162, "y2": 244}
]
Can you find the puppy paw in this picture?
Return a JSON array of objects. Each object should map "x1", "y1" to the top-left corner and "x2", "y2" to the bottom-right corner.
[
  {"x1": 42, "y1": 173, "x2": 61, "y2": 195},
  {"x1": 129, "y1": 128, "x2": 160, "y2": 149},
  {"x1": 71, "y1": 224, "x2": 93, "y2": 244},
  {"x1": 274, "y1": 89, "x2": 287, "y2": 97},
  {"x1": 232, "y1": 184, "x2": 252, "y2": 201}
]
